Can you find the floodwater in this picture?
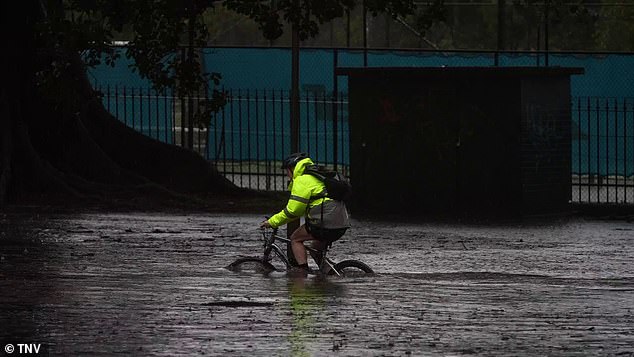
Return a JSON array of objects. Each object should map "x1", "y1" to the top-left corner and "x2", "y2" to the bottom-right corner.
[{"x1": 1, "y1": 211, "x2": 633, "y2": 356}]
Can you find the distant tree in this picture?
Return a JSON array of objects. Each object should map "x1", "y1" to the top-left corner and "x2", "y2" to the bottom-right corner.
[
  {"x1": 593, "y1": 3, "x2": 634, "y2": 51},
  {"x1": 495, "y1": 0, "x2": 600, "y2": 51}
]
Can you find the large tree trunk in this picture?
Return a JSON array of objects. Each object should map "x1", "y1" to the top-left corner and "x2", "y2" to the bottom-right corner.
[{"x1": 0, "y1": 0, "x2": 240, "y2": 209}]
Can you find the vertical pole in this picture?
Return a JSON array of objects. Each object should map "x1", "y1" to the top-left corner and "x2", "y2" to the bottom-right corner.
[
  {"x1": 341, "y1": 92, "x2": 346, "y2": 175},
  {"x1": 306, "y1": 92, "x2": 310, "y2": 154},
  {"x1": 587, "y1": 97, "x2": 590, "y2": 202},
  {"x1": 139, "y1": 86, "x2": 144, "y2": 135},
  {"x1": 594, "y1": 98, "x2": 601, "y2": 203},
  {"x1": 291, "y1": 26, "x2": 300, "y2": 152},
  {"x1": 363, "y1": 1, "x2": 368, "y2": 67},
  {"x1": 346, "y1": 9, "x2": 351, "y2": 48},
  {"x1": 333, "y1": 49, "x2": 339, "y2": 171},
  {"x1": 313, "y1": 92, "x2": 318, "y2": 160},
  {"x1": 606, "y1": 99, "x2": 610, "y2": 203},
  {"x1": 164, "y1": 88, "x2": 168, "y2": 143},
  {"x1": 536, "y1": 27, "x2": 541, "y2": 67},
  {"x1": 115, "y1": 85, "x2": 119, "y2": 120},
  {"x1": 280, "y1": 89, "x2": 285, "y2": 191},
  {"x1": 323, "y1": 91, "x2": 327, "y2": 165},
  {"x1": 544, "y1": 0, "x2": 550, "y2": 67},
  {"x1": 264, "y1": 90, "x2": 269, "y2": 190},
  {"x1": 148, "y1": 87, "x2": 152, "y2": 139},
  {"x1": 577, "y1": 99, "x2": 581, "y2": 203},
  {"x1": 272, "y1": 90, "x2": 277, "y2": 190},
  {"x1": 156, "y1": 88, "x2": 160, "y2": 140},
  {"x1": 225, "y1": 91, "x2": 230, "y2": 179},
  {"x1": 615, "y1": 98, "x2": 619, "y2": 203},
  {"x1": 131, "y1": 88, "x2": 135, "y2": 131},
  {"x1": 288, "y1": 19, "x2": 301, "y2": 265},
  {"x1": 123, "y1": 86, "x2": 127, "y2": 126},
  {"x1": 247, "y1": 89, "x2": 252, "y2": 189},
  {"x1": 181, "y1": 49, "x2": 186, "y2": 147},
  {"x1": 172, "y1": 87, "x2": 176, "y2": 145},
  {"x1": 256, "y1": 90, "x2": 260, "y2": 189},
  {"x1": 238, "y1": 89, "x2": 243, "y2": 187},
  {"x1": 188, "y1": 95, "x2": 194, "y2": 150},
  {"x1": 495, "y1": 0, "x2": 505, "y2": 66},
  {"x1": 187, "y1": 0, "x2": 195, "y2": 150},
  {"x1": 624, "y1": 99, "x2": 628, "y2": 202},
  {"x1": 198, "y1": 87, "x2": 202, "y2": 155}
]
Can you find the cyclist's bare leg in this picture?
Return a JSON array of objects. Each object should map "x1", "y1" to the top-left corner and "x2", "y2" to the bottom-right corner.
[{"x1": 290, "y1": 224, "x2": 314, "y2": 266}]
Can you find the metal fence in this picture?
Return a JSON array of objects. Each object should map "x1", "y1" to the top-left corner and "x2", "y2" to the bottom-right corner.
[
  {"x1": 95, "y1": 84, "x2": 350, "y2": 192},
  {"x1": 91, "y1": 47, "x2": 634, "y2": 206},
  {"x1": 209, "y1": 89, "x2": 350, "y2": 191},
  {"x1": 571, "y1": 97, "x2": 634, "y2": 205},
  {"x1": 95, "y1": 83, "x2": 634, "y2": 205}
]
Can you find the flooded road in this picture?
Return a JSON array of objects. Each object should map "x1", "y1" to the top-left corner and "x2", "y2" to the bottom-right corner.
[{"x1": 1, "y1": 211, "x2": 633, "y2": 356}]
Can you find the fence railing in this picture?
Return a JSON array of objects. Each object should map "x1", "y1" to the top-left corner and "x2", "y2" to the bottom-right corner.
[
  {"x1": 96, "y1": 83, "x2": 634, "y2": 205},
  {"x1": 571, "y1": 97, "x2": 634, "y2": 205},
  {"x1": 95, "y1": 84, "x2": 350, "y2": 192}
]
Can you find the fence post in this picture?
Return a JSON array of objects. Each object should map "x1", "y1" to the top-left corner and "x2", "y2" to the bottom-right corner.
[
  {"x1": 625, "y1": 99, "x2": 628, "y2": 201},
  {"x1": 256, "y1": 89, "x2": 260, "y2": 190},
  {"x1": 123, "y1": 86, "x2": 127, "y2": 126},
  {"x1": 595, "y1": 98, "x2": 601, "y2": 203},
  {"x1": 131, "y1": 88, "x2": 135, "y2": 131},
  {"x1": 172, "y1": 87, "x2": 176, "y2": 145},
  {"x1": 363, "y1": 1, "x2": 368, "y2": 67},
  {"x1": 148, "y1": 87, "x2": 152, "y2": 139},
  {"x1": 164, "y1": 88, "x2": 169, "y2": 144},
  {"x1": 495, "y1": 0, "x2": 505, "y2": 66},
  {"x1": 264, "y1": 89, "x2": 270, "y2": 191},
  {"x1": 156, "y1": 88, "x2": 160, "y2": 141},
  {"x1": 288, "y1": 24, "x2": 301, "y2": 266},
  {"x1": 115, "y1": 85, "x2": 119, "y2": 120},
  {"x1": 586, "y1": 97, "x2": 591, "y2": 202},
  {"x1": 333, "y1": 49, "x2": 339, "y2": 170}
]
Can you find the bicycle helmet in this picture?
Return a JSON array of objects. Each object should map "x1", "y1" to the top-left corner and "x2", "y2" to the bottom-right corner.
[{"x1": 281, "y1": 152, "x2": 309, "y2": 169}]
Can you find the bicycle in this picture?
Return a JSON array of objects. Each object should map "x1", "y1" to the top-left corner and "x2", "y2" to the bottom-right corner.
[{"x1": 226, "y1": 227, "x2": 374, "y2": 277}]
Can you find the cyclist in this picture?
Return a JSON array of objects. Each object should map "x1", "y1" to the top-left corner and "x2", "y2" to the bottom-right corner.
[{"x1": 260, "y1": 152, "x2": 350, "y2": 273}]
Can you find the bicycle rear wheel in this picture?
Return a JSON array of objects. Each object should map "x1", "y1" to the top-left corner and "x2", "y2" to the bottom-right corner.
[
  {"x1": 330, "y1": 260, "x2": 374, "y2": 277},
  {"x1": 226, "y1": 257, "x2": 276, "y2": 274}
]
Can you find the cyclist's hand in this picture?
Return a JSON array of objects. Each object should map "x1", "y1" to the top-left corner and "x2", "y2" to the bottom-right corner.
[{"x1": 260, "y1": 220, "x2": 272, "y2": 229}]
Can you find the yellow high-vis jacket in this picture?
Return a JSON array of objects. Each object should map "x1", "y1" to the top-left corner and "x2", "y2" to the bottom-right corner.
[{"x1": 267, "y1": 157, "x2": 350, "y2": 229}]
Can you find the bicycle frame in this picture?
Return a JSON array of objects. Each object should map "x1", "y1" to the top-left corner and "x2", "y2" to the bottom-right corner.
[{"x1": 261, "y1": 228, "x2": 341, "y2": 276}]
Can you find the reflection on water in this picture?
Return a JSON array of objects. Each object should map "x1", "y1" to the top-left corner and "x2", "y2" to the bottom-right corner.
[{"x1": 287, "y1": 276, "x2": 345, "y2": 357}]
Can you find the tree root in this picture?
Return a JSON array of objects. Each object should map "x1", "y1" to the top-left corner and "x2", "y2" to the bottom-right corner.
[{"x1": 2, "y1": 44, "x2": 243, "y2": 209}]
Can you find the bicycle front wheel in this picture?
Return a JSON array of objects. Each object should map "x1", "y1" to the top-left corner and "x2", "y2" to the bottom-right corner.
[
  {"x1": 331, "y1": 260, "x2": 374, "y2": 277},
  {"x1": 226, "y1": 257, "x2": 276, "y2": 274}
]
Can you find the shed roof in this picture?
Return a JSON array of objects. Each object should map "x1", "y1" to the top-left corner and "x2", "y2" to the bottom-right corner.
[{"x1": 336, "y1": 66, "x2": 585, "y2": 78}]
